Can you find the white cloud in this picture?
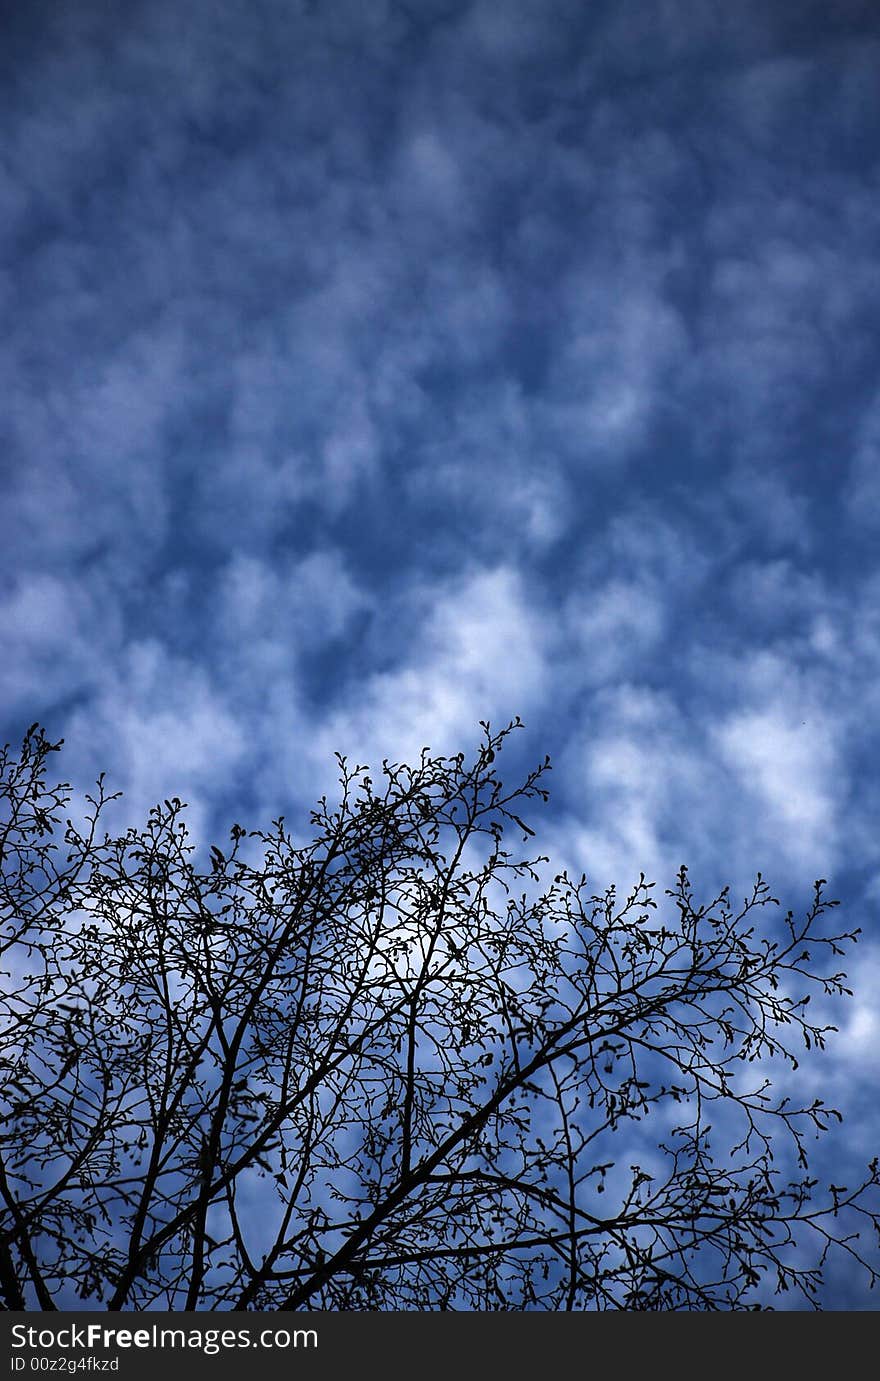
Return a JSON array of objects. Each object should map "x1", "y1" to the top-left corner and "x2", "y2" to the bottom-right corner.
[
  {"x1": 713, "y1": 706, "x2": 838, "y2": 873},
  {"x1": 218, "y1": 548, "x2": 369, "y2": 656},
  {"x1": 546, "y1": 279, "x2": 688, "y2": 458},
  {"x1": 63, "y1": 641, "x2": 247, "y2": 842},
  {"x1": 309, "y1": 566, "x2": 547, "y2": 774},
  {"x1": 0, "y1": 572, "x2": 122, "y2": 710},
  {"x1": 550, "y1": 685, "x2": 712, "y2": 890},
  {"x1": 562, "y1": 578, "x2": 666, "y2": 686}
]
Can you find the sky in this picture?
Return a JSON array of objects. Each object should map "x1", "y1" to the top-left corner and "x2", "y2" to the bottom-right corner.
[{"x1": 2, "y1": 0, "x2": 880, "y2": 1307}]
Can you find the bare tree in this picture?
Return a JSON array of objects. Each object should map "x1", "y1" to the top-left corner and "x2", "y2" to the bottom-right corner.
[{"x1": 0, "y1": 721, "x2": 877, "y2": 1311}]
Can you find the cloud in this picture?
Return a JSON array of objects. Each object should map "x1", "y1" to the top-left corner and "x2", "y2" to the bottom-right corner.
[
  {"x1": 218, "y1": 548, "x2": 368, "y2": 650},
  {"x1": 0, "y1": 569, "x2": 125, "y2": 718},
  {"x1": 714, "y1": 706, "x2": 838, "y2": 872},
  {"x1": 60, "y1": 641, "x2": 247, "y2": 844},
  {"x1": 309, "y1": 565, "x2": 547, "y2": 775},
  {"x1": 3, "y1": 0, "x2": 880, "y2": 1304}
]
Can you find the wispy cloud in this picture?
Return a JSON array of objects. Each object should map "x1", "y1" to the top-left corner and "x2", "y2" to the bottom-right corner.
[{"x1": 3, "y1": 0, "x2": 879, "y2": 1305}]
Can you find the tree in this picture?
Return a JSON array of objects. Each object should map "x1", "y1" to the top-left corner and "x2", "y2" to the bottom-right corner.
[{"x1": 0, "y1": 721, "x2": 877, "y2": 1312}]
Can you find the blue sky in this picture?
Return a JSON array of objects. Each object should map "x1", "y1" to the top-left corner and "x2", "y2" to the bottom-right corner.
[{"x1": 3, "y1": 0, "x2": 880, "y2": 1307}]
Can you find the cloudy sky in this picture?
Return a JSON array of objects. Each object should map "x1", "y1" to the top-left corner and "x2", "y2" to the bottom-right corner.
[{"x1": 3, "y1": 0, "x2": 879, "y2": 1306}]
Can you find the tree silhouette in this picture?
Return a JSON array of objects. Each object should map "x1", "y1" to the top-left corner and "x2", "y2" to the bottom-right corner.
[{"x1": 1, "y1": 721, "x2": 877, "y2": 1311}]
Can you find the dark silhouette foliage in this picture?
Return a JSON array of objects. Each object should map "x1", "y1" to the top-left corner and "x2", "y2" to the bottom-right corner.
[{"x1": 1, "y1": 721, "x2": 878, "y2": 1310}]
